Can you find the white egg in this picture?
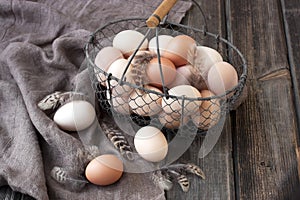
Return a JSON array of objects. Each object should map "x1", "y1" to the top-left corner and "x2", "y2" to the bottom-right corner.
[
  {"x1": 106, "y1": 58, "x2": 133, "y2": 88},
  {"x1": 193, "y1": 46, "x2": 223, "y2": 79},
  {"x1": 53, "y1": 101, "x2": 96, "y2": 131},
  {"x1": 134, "y1": 126, "x2": 168, "y2": 162},
  {"x1": 162, "y1": 85, "x2": 202, "y2": 115},
  {"x1": 167, "y1": 65, "x2": 192, "y2": 88},
  {"x1": 113, "y1": 30, "x2": 148, "y2": 57},
  {"x1": 148, "y1": 35, "x2": 173, "y2": 55}
]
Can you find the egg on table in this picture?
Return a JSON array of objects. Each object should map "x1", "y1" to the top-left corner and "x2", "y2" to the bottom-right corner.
[
  {"x1": 134, "y1": 126, "x2": 168, "y2": 162},
  {"x1": 53, "y1": 100, "x2": 96, "y2": 131},
  {"x1": 85, "y1": 154, "x2": 123, "y2": 186}
]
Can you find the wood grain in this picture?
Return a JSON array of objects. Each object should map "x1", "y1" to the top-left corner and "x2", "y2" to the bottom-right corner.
[
  {"x1": 229, "y1": 0, "x2": 300, "y2": 199},
  {"x1": 166, "y1": 0, "x2": 235, "y2": 199}
]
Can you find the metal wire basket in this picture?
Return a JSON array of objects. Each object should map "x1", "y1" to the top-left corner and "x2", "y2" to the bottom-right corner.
[{"x1": 85, "y1": 0, "x2": 247, "y2": 136}]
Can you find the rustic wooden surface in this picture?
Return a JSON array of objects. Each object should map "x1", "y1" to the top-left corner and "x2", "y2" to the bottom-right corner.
[{"x1": 166, "y1": 0, "x2": 300, "y2": 199}]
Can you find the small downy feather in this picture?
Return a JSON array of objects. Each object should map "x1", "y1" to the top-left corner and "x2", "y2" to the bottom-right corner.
[
  {"x1": 100, "y1": 121, "x2": 134, "y2": 160},
  {"x1": 184, "y1": 163, "x2": 206, "y2": 180},
  {"x1": 151, "y1": 170, "x2": 173, "y2": 191},
  {"x1": 38, "y1": 91, "x2": 88, "y2": 111},
  {"x1": 168, "y1": 169, "x2": 190, "y2": 193},
  {"x1": 38, "y1": 91, "x2": 62, "y2": 110},
  {"x1": 50, "y1": 166, "x2": 88, "y2": 191},
  {"x1": 130, "y1": 51, "x2": 154, "y2": 87}
]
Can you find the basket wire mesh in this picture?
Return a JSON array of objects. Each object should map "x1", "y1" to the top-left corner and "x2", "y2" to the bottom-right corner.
[{"x1": 85, "y1": 1, "x2": 247, "y2": 136}]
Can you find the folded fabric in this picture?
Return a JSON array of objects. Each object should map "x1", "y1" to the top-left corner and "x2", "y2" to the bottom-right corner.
[{"x1": 0, "y1": 0, "x2": 191, "y2": 199}]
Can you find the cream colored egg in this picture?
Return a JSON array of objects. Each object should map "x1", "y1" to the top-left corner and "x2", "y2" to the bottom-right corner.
[
  {"x1": 129, "y1": 86, "x2": 162, "y2": 116},
  {"x1": 207, "y1": 61, "x2": 238, "y2": 96},
  {"x1": 134, "y1": 126, "x2": 168, "y2": 162},
  {"x1": 193, "y1": 46, "x2": 223, "y2": 80},
  {"x1": 162, "y1": 85, "x2": 202, "y2": 115},
  {"x1": 94, "y1": 47, "x2": 124, "y2": 85},
  {"x1": 53, "y1": 101, "x2": 96, "y2": 131},
  {"x1": 113, "y1": 30, "x2": 148, "y2": 57},
  {"x1": 192, "y1": 90, "x2": 221, "y2": 130},
  {"x1": 106, "y1": 90, "x2": 131, "y2": 115},
  {"x1": 106, "y1": 58, "x2": 133, "y2": 88},
  {"x1": 168, "y1": 65, "x2": 192, "y2": 88},
  {"x1": 148, "y1": 35, "x2": 173, "y2": 55},
  {"x1": 158, "y1": 111, "x2": 189, "y2": 129}
]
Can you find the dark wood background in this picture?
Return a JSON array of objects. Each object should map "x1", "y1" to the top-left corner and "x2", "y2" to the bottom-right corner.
[{"x1": 166, "y1": 0, "x2": 300, "y2": 199}]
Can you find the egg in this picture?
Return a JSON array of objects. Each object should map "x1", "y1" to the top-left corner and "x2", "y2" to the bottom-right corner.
[
  {"x1": 163, "y1": 35, "x2": 196, "y2": 66},
  {"x1": 193, "y1": 46, "x2": 223, "y2": 80},
  {"x1": 129, "y1": 86, "x2": 162, "y2": 116},
  {"x1": 113, "y1": 30, "x2": 148, "y2": 57},
  {"x1": 167, "y1": 65, "x2": 192, "y2": 88},
  {"x1": 53, "y1": 100, "x2": 96, "y2": 131},
  {"x1": 94, "y1": 47, "x2": 124, "y2": 84},
  {"x1": 106, "y1": 90, "x2": 131, "y2": 115},
  {"x1": 148, "y1": 35, "x2": 173, "y2": 55},
  {"x1": 134, "y1": 126, "x2": 168, "y2": 162},
  {"x1": 85, "y1": 154, "x2": 123, "y2": 186},
  {"x1": 146, "y1": 57, "x2": 176, "y2": 87},
  {"x1": 106, "y1": 58, "x2": 133, "y2": 88},
  {"x1": 192, "y1": 90, "x2": 221, "y2": 130},
  {"x1": 158, "y1": 111, "x2": 189, "y2": 129},
  {"x1": 207, "y1": 61, "x2": 238, "y2": 96},
  {"x1": 162, "y1": 85, "x2": 202, "y2": 115}
]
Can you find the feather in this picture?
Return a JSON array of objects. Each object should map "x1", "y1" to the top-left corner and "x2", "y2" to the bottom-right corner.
[
  {"x1": 50, "y1": 166, "x2": 88, "y2": 191},
  {"x1": 130, "y1": 51, "x2": 154, "y2": 87},
  {"x1": 100, "y1": 121, "x2": 134, "y2": 160},
  {"x1": 38, "y1": 91, "x2": 88, "y2": 111},
  {"x1": 162, "y1": 163, "x2": 205, "y2": 180},
  {"x1": 168, "y1": 170, "x2": 190, "y2": 192},
  {"x1": 84, "y1": 145, "x2": 101, "y2": 161},
  {"x1": 184, "y1": 163, "x2": 206, "y2": 180},
  {"x1": 38, "y1": 91, "x2": 62, "y2": 110},
  {"x1": 151, "y1": 170, "x2": 173, "y2": 191}
]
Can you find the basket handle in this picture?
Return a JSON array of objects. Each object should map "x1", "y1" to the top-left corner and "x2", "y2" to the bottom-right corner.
[{"x1": 146, "y1": 0, "x2": 178, "y2": 28}]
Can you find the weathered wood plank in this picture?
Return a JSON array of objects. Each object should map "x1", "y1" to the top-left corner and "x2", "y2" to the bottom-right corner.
[
  {"x1": 166, "y1": 0, "x2": 235, "y2": 199},
  {"x1": 281, "y1": 0, "x2": 300, "y2": 144},
  {"x1": 228, "y1": 0, "x2": 300, "y2": 199}
]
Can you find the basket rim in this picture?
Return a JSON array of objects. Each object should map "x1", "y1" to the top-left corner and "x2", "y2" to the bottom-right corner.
[{"x1": 84, "y1": 17, "x2": 247, "y2": 101}]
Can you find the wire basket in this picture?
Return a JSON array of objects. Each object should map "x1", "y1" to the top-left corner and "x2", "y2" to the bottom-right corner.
[{"x1": 85, "y1": 0, "x2": 247, "y2": 136}]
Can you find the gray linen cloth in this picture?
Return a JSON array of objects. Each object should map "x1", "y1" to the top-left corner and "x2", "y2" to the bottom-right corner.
[{"x1": 0, "y1": 0, "x2": 191, "y2": 199}]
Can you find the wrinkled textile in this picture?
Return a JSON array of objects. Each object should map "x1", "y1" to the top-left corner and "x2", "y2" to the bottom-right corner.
[{"x1": 0, "y1": 0, "x2": 191, "y2": 199}]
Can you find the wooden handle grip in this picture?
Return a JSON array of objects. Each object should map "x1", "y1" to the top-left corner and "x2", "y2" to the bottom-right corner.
[{"x1": 146, "y1": 0, "x2": 177, "y2": 28}]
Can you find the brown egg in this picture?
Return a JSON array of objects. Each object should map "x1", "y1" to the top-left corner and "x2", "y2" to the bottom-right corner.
[
  {"x1": 146, "y1": 57, "x2": 176, "y2": 87},
  {"x1": 163, "y1": 35, "x2": 196, "y2": 66},
  {"x1": 207, "y1": 61, "x2": 238, "y2": 96},
  {"x1": 158, "y1": 111, "x2": 189, "y2": 129},
  {"x1": 94, "y1": 47, "x2": 124, "y2": 85},
  {"x1": 129, "y1": 86, "x2": 162, "y2": 116},
  {"x1": 192, "y1": 90, "x2": 221, "y2": 130},
  {"x1": 85, "y1": 154, "x2": 123, "y2": 186}
]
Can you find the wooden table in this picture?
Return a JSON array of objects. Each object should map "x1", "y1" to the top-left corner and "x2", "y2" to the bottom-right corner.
[{"x1": 166, "y1": 0, "x2": 300, "y2": 199}]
